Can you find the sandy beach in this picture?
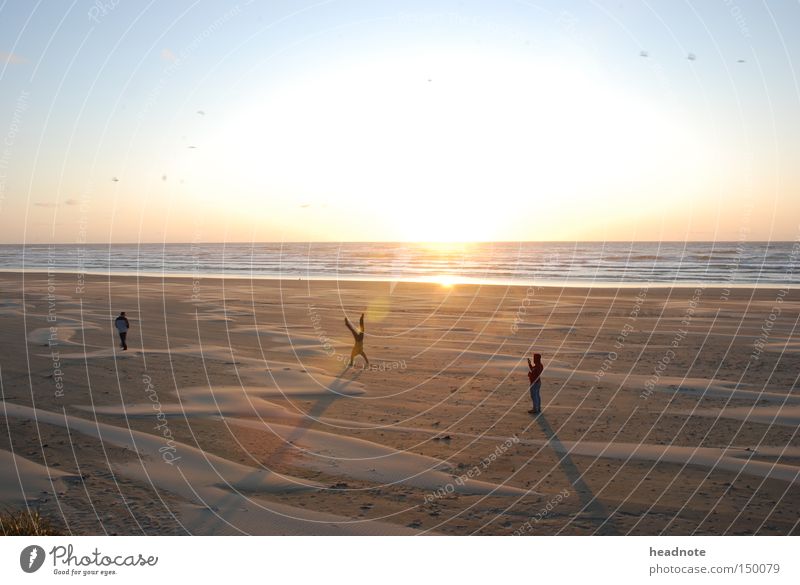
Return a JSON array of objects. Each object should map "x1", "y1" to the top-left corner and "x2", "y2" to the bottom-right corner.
[{"x1": 1, "y1": 271, "x2": 798, "y2": 535}]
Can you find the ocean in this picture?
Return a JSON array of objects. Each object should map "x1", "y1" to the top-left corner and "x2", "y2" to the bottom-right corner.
[{"x1": 0, "y1": 241, "x2": 798, "y2": 287}]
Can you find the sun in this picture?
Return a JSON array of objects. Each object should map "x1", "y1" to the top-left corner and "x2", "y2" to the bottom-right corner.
[{"x1": 432, "y1": 274, "x2": 458, "y2": 288}]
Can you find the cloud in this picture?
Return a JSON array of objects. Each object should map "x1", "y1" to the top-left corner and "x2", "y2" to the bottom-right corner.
[
  {"x1": 34, "y1": 201, "x2": 57, "y2": 208},
  {"x1": 0, "y1": 51, "x2": 28, "y2": 65},
  {"x1": 160, "y1": 48, "x2": 177, "y2": 63}
]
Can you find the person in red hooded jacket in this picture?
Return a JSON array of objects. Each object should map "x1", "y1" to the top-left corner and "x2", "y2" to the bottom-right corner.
[{"x1": 527, "y1": 353, "x2": 543, "y2": 414}]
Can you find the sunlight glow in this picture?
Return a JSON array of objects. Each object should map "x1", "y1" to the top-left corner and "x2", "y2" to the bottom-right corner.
[
  {"x1": 433, "y1": 274, "x2": 458, "y2": 288},
  {"x1": 192, "y1": 48, "x2": 711, "y2": 242}
]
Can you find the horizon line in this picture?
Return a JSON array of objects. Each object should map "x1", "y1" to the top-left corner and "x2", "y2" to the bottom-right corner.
[{"x1": 0, "y1": 240, "x2": 795, "y2": 246}]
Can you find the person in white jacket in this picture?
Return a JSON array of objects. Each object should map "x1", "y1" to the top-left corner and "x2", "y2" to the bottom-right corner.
[{"x1": 114, "y1": 312, "x2": 130, "y2": 350}]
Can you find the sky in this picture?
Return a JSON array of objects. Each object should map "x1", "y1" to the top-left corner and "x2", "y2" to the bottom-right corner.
[{"x1": 0, "y1": 0, "x2": 799, "y2": 243}]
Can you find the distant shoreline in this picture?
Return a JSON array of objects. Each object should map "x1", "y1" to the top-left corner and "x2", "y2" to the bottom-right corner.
[{"x1": 1, "y1": 269, "x2": 797, "y2": 290}]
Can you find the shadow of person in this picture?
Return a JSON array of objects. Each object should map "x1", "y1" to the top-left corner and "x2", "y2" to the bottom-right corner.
[
  {"x1": 263, "y1": 365, "x2": 364, "y2": 470},
  {"x1": 535, "y1": 413, "x2": 619, "y2": 535},
  {"x1": 197, "y1": 367, "x2": 364, "y2": 533}
]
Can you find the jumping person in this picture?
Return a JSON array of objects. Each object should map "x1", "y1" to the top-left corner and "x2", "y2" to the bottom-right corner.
[
  {"x1": 345, "y1": 313, "x2": 369, "y2": 368},
  {"x1": 115, "y1": 311, "x2": 130, "y2": 351},
  {"x1": 527, "y1": 353, "x2": 544, "y2": 414}
]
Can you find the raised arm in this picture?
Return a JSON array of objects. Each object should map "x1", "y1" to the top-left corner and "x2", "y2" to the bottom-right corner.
[
  {"x1": 359, "y1": 313, "x2": 365, "y2": 333},
  {"x1": 527, "y1": 357, "x2": 533, "y2": 370},
  {"x1": 345, "y1": 317, "x2": 357, "y2": 338}
]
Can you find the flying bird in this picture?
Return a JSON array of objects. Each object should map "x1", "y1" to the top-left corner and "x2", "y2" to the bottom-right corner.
[
  {"x1": 161, "y1": 174, "x2": 167, "y2": 181},
  {"x1": 737, "y1": 59, "x2": 746, "y2": 63},
  {"x1": 187, "y1": 145, "x2": 197, "y2": 149},
  {"x1": 111, "y1": 177, "x2": 119, "y2": 182},
  {"x1": 687, "y1": 53, "x2": 697, "y2": 61},
  {"x1": 639, "y1": 50, "x2": 649, "y2": 58},
  {"x1": 196, "y1": 110, "x2": 205, "y2": 116}
]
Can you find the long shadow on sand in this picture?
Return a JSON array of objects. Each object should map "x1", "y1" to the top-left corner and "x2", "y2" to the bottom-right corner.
[
  {"x1": 535, "y1": 414, "x2": 618, "y2": 535},
  {"x1": 264, "y1": 365, "x2": 364, "y2": 471},
  {"x1": 187, "y1": 366, "x2": 367, "y2": 535}
]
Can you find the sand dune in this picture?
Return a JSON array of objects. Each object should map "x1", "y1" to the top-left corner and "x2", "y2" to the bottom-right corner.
[
  {"x1": 2, "y1": 402, "x2": 317, "y2": 494},
  {"x1": 73, "y1": 373, "x2": 528, "y2": 497},
  {"x1": 677, "y1": 405, "x2": 800, "y2": 428},
  {"x1": 1, "y1": 402, "x2": 419, "y2": 534},
  {"x1": 27, "y1": 327, "x2": 81, "y2": 346},
  {"x1": 765, "y1": 340, "x2": 800, "y2": 353},
  {"x1": 227, "y1": 418, "x2": 531, "y2": 496},
  {"x1": 191, "y1": 314, "x2": 234, "y2": 322},
  {"x1": 176, "y1": 499, "x2": 419, "y2": 535},
  {"x1": 516, "y1": 437, "x2": 800, "y2": 484},
  {"x1": 77, "y1": 384, "x2": 307, "y2": 421},
  {"x1": 0, "y1": 449, "x2": 78, "y2": 505},
  {"x1": 546, "y1": 368, "x2": 799, "y2": 404},
  {"x1": 0, "y1": 300, "x2": 33, "y2": 316}
]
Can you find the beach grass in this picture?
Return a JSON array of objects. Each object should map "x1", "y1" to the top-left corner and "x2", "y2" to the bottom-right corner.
[{"x1": 0, "y1": 508, "x2": 62, "y2": 536}]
